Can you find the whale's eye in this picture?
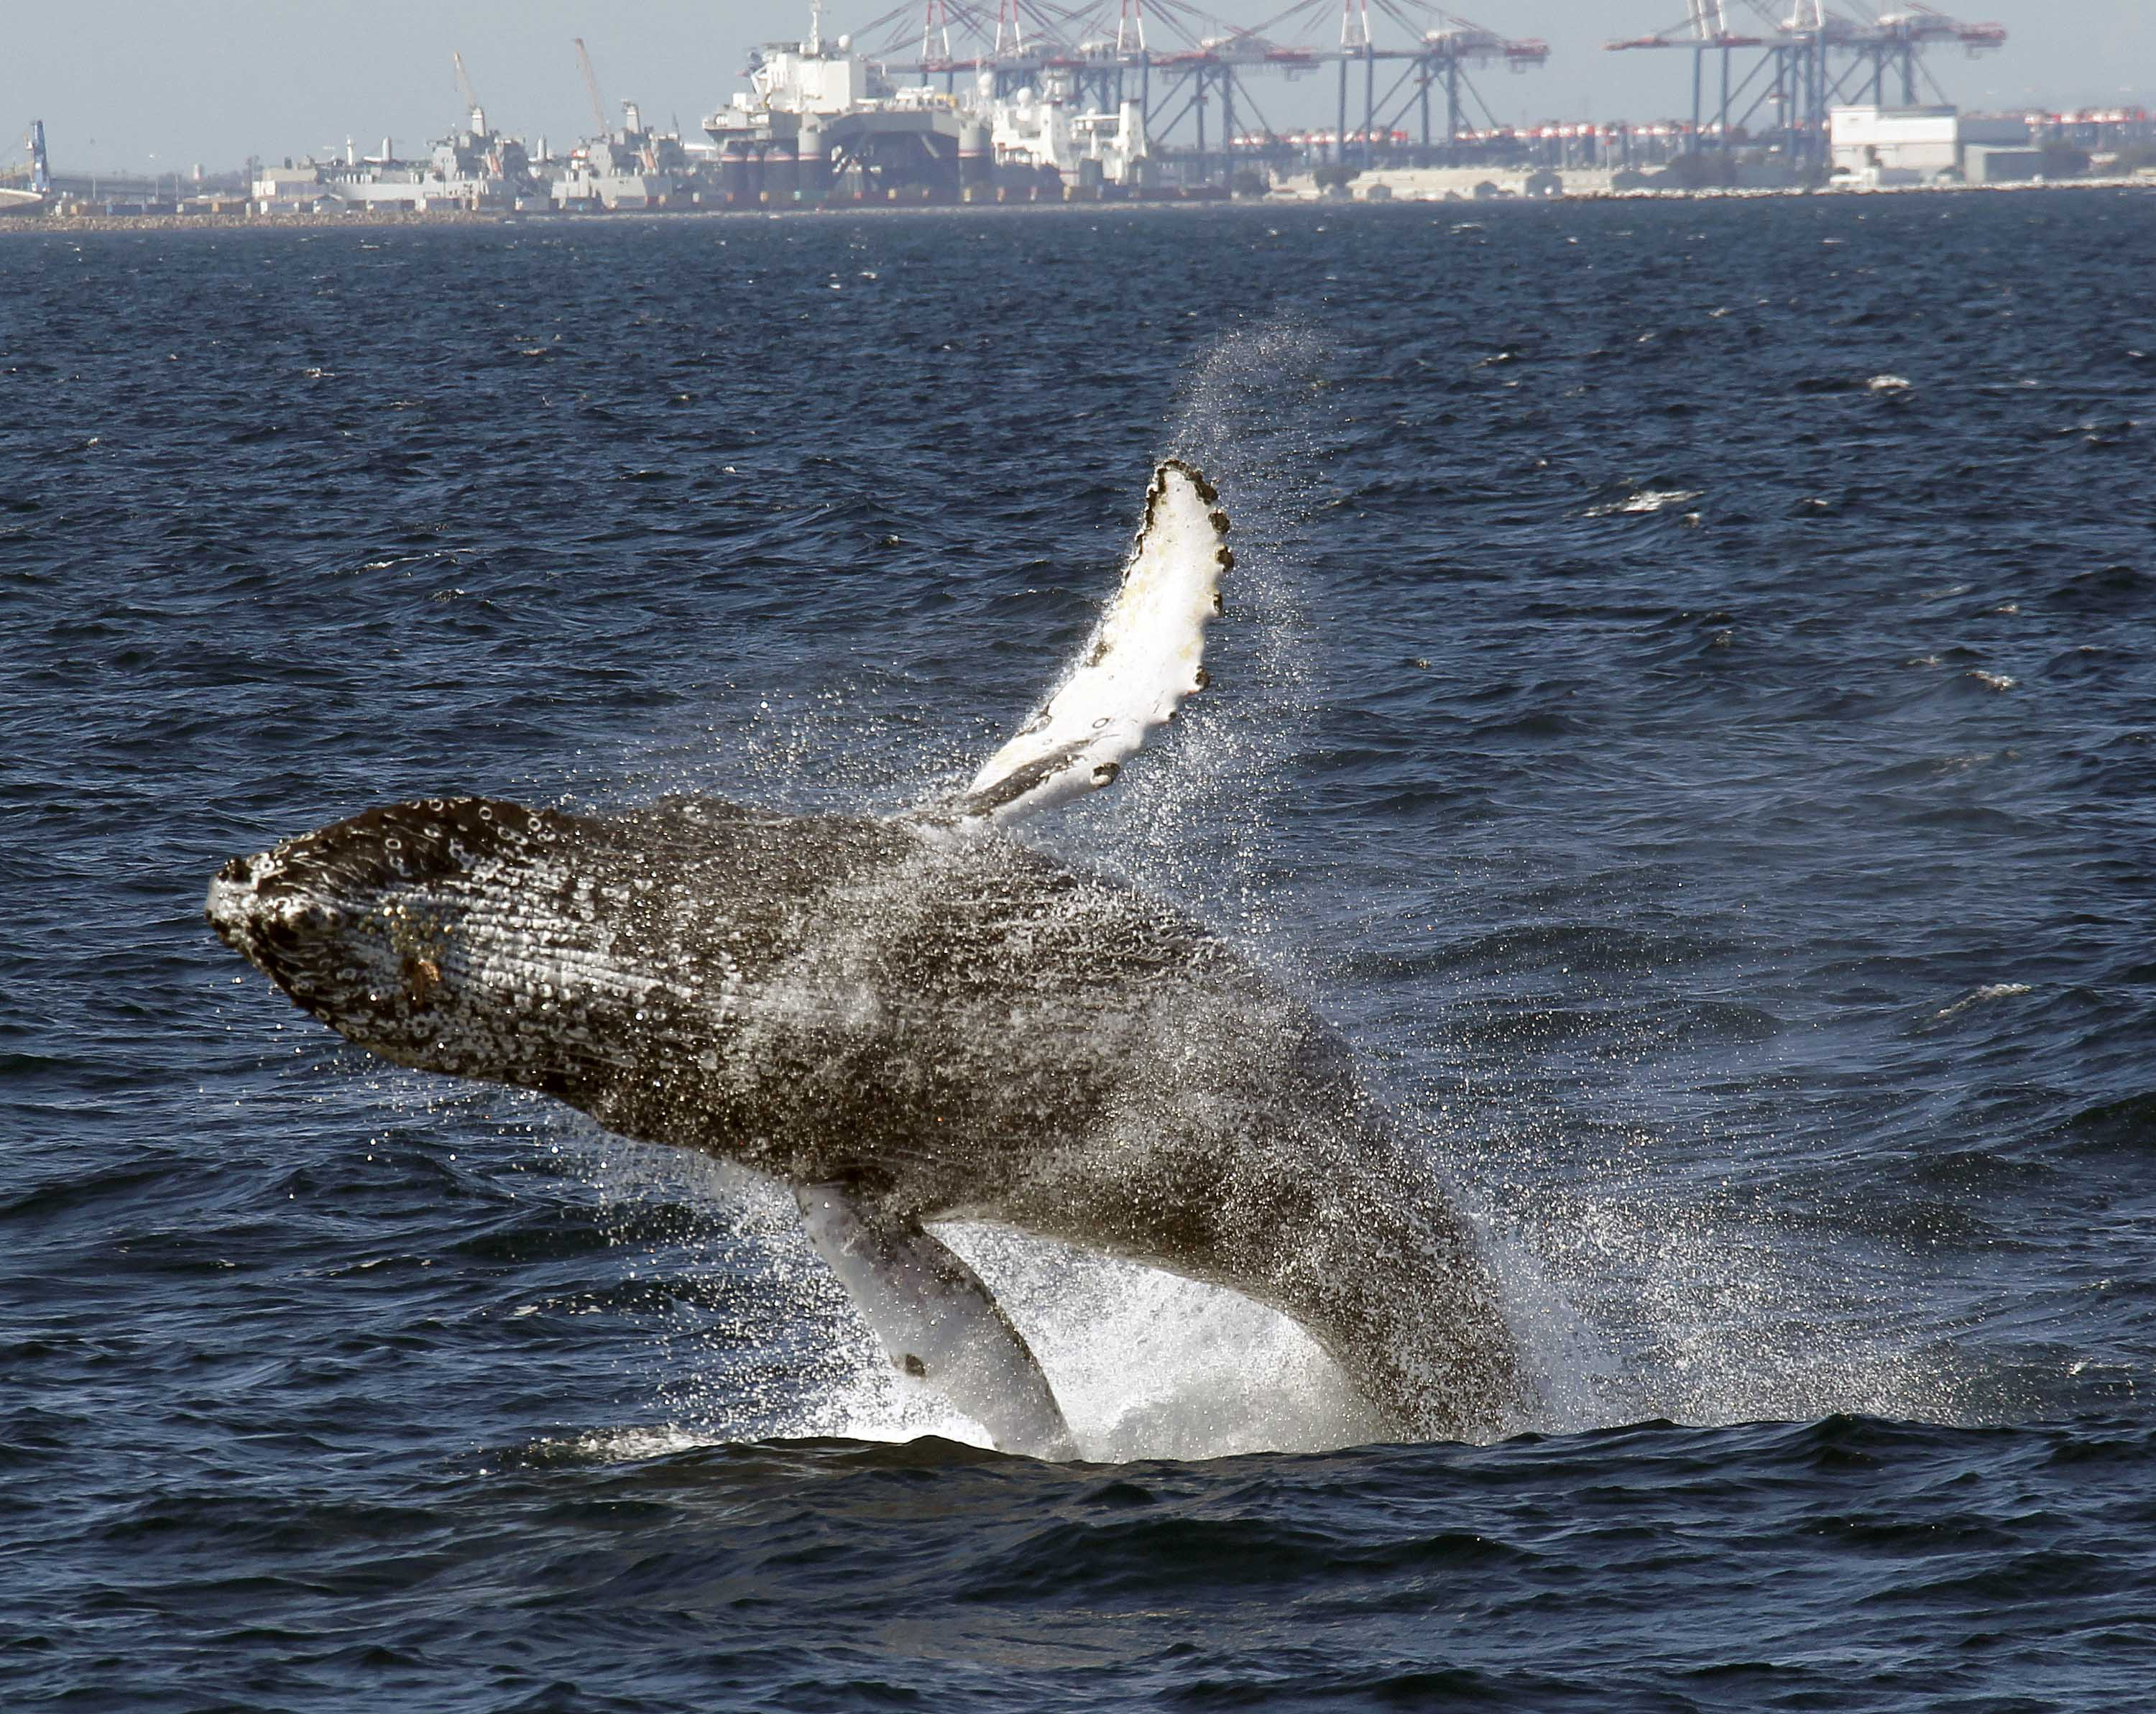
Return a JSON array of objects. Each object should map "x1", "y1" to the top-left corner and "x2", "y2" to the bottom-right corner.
[{"x1": 900, "y1": 1353, "x2": 927, "y2": 1378}]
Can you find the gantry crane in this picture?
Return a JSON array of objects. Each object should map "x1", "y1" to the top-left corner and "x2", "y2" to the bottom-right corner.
[
  {"x1": 1607, "y1": 1, "x2": 2005, "y2": 169},
  {"x1": 873, "y1": 0, "x2": 1548, "y2": 183}
]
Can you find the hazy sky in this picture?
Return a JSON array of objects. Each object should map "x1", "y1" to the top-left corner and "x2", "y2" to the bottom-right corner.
[{"x1": 6, "y1": 1, "x2": 2150, "y2": 174}]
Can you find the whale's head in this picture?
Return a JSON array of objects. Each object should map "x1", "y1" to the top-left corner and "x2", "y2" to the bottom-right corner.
[{"x1": 206, "y1": 797, "x2": 607, "y2": 1087}]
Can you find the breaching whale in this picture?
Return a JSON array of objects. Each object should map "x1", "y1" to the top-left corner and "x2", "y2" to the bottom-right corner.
[{"x1": 205, "y1": 461, "x2": 1524, "y2": 1455}]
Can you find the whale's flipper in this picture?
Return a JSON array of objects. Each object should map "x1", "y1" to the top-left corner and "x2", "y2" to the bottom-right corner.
[
  {"x1": 796, "y1": 1184, "x2": 1079, "y2": 1460},
  {"x1": 943, "y1": 459, "x2": 1232, "y2": 825}
]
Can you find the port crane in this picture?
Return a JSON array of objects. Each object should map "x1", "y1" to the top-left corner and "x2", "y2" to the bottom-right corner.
[
  {"x1": 573, "y1": 37, "x2": 610, "y2": 136},
  {"x1": 27, "y1": 119, "x2": 49, "y2": 194},
  {"x1": 854, "y1": 0, "x2": 1548, "y2": 180},
  {"x1": 451, "y1": 50, "x2": 489, "y2": 136},
  {"x1": 1606, "y1": 1, "x2": 2006, "y2": 169},
  {"x1": 446, "y1": 49, "x2": 545, "y2": 188},
  {"x1": 572, "y1": 38, "x2": 662, "y2": 170}
]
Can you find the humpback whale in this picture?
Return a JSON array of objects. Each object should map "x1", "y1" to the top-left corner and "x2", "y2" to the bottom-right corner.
[{"x1": 205, "y1": 461, "x2": 1524, "y2": 1455}]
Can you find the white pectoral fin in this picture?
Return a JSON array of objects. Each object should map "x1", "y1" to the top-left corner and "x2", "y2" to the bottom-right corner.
[
  {"x1": 796, "y1": 1184, "x2": 1079, "y2": 1460},
  {"x1": 946, "y1": 459, "x2": 1232, "y2": 825}
]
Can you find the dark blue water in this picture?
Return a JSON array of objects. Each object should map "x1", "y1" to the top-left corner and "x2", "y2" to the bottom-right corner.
[{"x1": 6, "y1": 195, "x2": 2156, "y2": 1710}]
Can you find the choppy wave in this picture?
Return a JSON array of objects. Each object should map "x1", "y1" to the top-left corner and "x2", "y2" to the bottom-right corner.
[{"x1": 7, "y1": 193, "x2": 2156, "y2": 1709}]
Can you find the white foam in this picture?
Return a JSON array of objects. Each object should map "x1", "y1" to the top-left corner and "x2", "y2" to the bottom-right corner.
[
  {"x1": 1588, "y1": 488, "x2": 1703, "y2": 517},
  {"x1": 1936, "y1": 981, "x2": 2032, "y2": 1020},
  {"x1": 642, "y1": 1218, "x2": 1378, "y2": 1463},
  {"x1": 555, "y1": 1117, "x2": 1370, "y2": 1462},
  {"x1": 935, "y1": 1225, "x2": 1382, "y2": 1460}
]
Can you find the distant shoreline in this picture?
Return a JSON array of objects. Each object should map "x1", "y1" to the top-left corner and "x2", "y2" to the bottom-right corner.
[
  {"x1": 4, "y1": 202, "x2": 1193, "y2": 236},
  {"x1": 3, "y1": 175, "x2": 2149, "y2": 236}
]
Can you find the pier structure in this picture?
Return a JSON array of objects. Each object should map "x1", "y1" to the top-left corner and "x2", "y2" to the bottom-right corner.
[
  {"x1": 854, "y1": 0, "x2": 1549, "y2": 188},
  {"x1": 1606, "y1": 2, "x2": 2005, "y2": 175}
]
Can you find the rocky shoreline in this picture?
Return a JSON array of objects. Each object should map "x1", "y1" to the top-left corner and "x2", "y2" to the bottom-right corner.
[{"x1": 4, "y1": 172, "x2": 2150, "y2": 236}]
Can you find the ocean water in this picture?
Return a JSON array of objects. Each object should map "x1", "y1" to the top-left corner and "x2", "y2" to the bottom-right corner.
[{"x1": 6, "y1": 192, "x2": 2156, "y2": 1709}]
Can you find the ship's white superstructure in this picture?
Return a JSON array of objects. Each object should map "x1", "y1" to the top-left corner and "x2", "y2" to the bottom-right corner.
[
  {"x1": 257, "y1": 110, "x2": 548, "y2": 213},
  {"x1": 553, "y1": 103, "x2": 693, "y2": 211},
  {"x1": 989, "y1": 70, "x2": 1148, "y2": 188},
  {"x1": 705, "y1": 4, "x2": 1150, "y2": 198}
]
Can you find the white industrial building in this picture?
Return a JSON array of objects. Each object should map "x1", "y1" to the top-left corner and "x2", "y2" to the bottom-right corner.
[{"x1": 1829, "y1": 105, "x2": 2033, "y2": 188}]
